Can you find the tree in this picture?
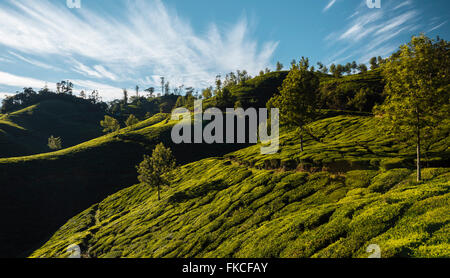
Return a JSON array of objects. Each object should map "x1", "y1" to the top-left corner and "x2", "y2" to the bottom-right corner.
[
  {"x1": 317, "y1": 62, "x2": 328, "y2": 74},
  {"x1": 351, "y1": 61, "x2": 358, "y2": 73},
  {"x1": 160, "y1": 77, "x2": 165, "y2": 95},
  {"x1": 202, "y1": 87, "x2": 213, "y2": 99},
  {"x1": 56, "y1": 80, "x2": 73, "y2": 94},
  {"x1": 345, "y1": 62, "x2": 352, "y2": 75},
  {"x1": 358, "y1": 63, "x2": 368, "y2": 73},
  {"x1": 215, "y1": 75, "x2": 222, "y2": 95},
  {"x1": 165, "y1": 82, "x2": 170, "y2": 95},
  {"x1": 123, "y1": 89, "x2": 128, "y2": 104},
  {"x1": 136, "y1": 143, "x2": 176, "y2": 200},
  {"x1": 89, "y1": 90, "x2": 101, "y2": 104},
  {"x1": 267, "y1": 57, "x2": 319, "y2": 151},
  {"x1": 159, "y1": 102, "x2": 171, "y2": 113},
  {"x1": 276, "y1": 61, "x2": 284, "y2": 71},
  {"x1": 48, "y1": 135, "x2": 62, "y2": 150},
  {"x1": 369, "y1": 57, "x2": 378, "y2": 70},
  {"x1": 216, "y1": 87, "x2": 233, "y2": 108},
  {"x1": 100, "y1": 115, "x2": 120, "y2": 133},
  {"x1": 375, "y1": 35, "x2": 449, "y2": 181},
  {"x1": 79, "y1": 90, "x2": 86, "y2": 99},
  {"x1": 125, "y1": 114, "x2": 139, "y2": 127},
  {"x1": 145, "y1": 87, "x2": 155, "y2": 98}
]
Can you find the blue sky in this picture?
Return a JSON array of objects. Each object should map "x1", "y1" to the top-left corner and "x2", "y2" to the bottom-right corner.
[{"x1": 0, "y1": 0, "x2": 448, "y2": 101}]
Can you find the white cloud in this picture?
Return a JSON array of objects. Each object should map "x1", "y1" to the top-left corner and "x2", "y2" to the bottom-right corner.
[
  {"x1": 324, "y1": 0, "x2": 421, "y2": 64},
  {"x1": 323, "y1": 0, "x2": 337, "y2": 12},
  {"x1": 428, "y1": 21, "x2": 447, "y2": 33},
  {"x1": 71, "y1": 80, "x2": 123, "y2": 100},
  {"x1": 0, "y1": 0, "x2": 277, "y2": 94},
  {"x1": 0, "y1": 71, "x2": 55, "y2": 89},
  {"x1": 393, "y1": 0, "x2": 412, "y2": 10},
  {"x1": 8, "y1": 51, "x2": 60, "y2": 71}
]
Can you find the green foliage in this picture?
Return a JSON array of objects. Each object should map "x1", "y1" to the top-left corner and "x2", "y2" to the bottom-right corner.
[
  {"x1": 375, "y1": 35, "x2": 450, "y2": 180},
  {"x1": 215, "y1": 87, "x2": 234, "y2": 109},
  {"x1": 376, "y1": 35, "x2": 449, "y2": 142},
  {"x1": 125, "y1": 114, "x2": 139, "y2": 127},
  {"x1": 137, "y1": 143, "x2": 176, "y2": 200},
  {"x1": 100, "y1": 115, "x2": 120, "y2": 133},
  {"x1": 0, "y1": 99, "x2": 105, "y2": 158},
  {"x1": 202, "y1": 87, "x2": 213, "y2": 100},
  {"x1": 267, "y1": 57, "x2": 319, "y2": 151},
  {"x1": 47, "y1": 135, "x2": 62, "y2": 150},
  {"x1": 159, "y1": 102, "x2": 172, "y2": 113},
  {"x1": 30, "y1": 158, "x2": 450, "y2": 258}
]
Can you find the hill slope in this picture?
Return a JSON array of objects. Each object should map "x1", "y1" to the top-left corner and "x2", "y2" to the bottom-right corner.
[
  {"x1": 0, "y1": 99, "x2": 105, "y2": 157},
  {"x1": 30, "y1": 115, "x2": 450, "y2": 258},
  {"x1": 0, "y1": 113, "x2": 248, "y2": 257}
]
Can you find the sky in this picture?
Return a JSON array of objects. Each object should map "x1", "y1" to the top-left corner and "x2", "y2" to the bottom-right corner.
[{"x1": 0, "y1": 0, "x2": 448, "y2": 102}]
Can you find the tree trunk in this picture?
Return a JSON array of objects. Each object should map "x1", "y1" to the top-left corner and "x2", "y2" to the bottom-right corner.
[
  {"x1": 157, "y1": 184, "x2": 161, "y2": 200},
  {"x1": 416, "y1": 112, "x2": 422, "y2": 182}
]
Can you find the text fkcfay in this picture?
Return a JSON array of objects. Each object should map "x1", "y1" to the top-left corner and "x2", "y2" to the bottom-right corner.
[{"x1": 182, "y1": 262, "x2": 269, "y2": 275}]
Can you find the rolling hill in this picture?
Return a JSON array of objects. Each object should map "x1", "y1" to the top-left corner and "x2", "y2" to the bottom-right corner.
[
  {"x1": 0, "y1": 112, "x2": 250, "y2": 257},
  {"x1": 0, "y1": 68, "x2": 447, "y2": 258},
  {"x1": 0, "y1": 99, "x2": 105, "y2": 157},
  {"x1": 30, "y1": 115, "x2": 450, "y2": 258}
]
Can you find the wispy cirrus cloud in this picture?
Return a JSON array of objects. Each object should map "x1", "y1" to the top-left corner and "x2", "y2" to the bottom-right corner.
[
  {"x1": 0, "y1": 71, "x2": 55, "y2": 89},
  {"x1": 8, "y1": 51, "x2": 61, "y2": 71},
  {"x1": 0, "y1": 0, "x2": 277, "y2": 100},
  {"x1": 323, "y1": 0, "x2": 337, "y2": 12},
  {"x1": 428, "y1": 20, "x2": 447, "y2": 33},
  {"x1": 323, "y1": 0, "x2": 421, "y2": 64}
]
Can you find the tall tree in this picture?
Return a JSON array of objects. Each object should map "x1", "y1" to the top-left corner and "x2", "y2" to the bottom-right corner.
[
  {"x1": 215, "y1": 75, "x2": 222, "y2": 95},
  {"x1": 276, "y1": 61, "x2": 284, "y2": 71},
  {"x1": 202, "y1": 87, "x2": 213, "y2": 99},
  {"x1": 369, "y1": 57, "x2": 378, "y2": 70},
  {"x1": 144, "y1": 87, "x2": 155, "y2": 98},
  {"x1": 165, "y1": 82, "x2": 170, "y2": 95},
  {"x1": 351, "y1": 61, "x2": 358, "y2": 73},
  {"x1": 100, "y1": 115, "x2": 120, "y2": 133},
  {"x1": 136, "y1": 143, "x2": 176, "y2": 200},
  {"x1": 267, "y1": 57, "x2": 319, "y2": 151},
  {"x1": 375, "y1": 35, "x2": 449, "y2": 181},
  {"x1": 160, "y1": 77, "x2": 165, "y2": 96},
  {"x1": 123, "y1": 89, "x2": 128, "y2": 104},
  {"x1": 358, "y1": 63, "x2": 368, "y2": 73},
  {"x1": 125, "y1": 114, "x2": 139, "y2": 127},
  {"x1": 56, "y1": 80, "x2": 73, "y2": 94}
]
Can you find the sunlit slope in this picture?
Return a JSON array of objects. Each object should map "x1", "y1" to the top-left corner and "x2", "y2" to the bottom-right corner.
[
  {"x1": 0, "y1": 113, "x2": 245, "y2": 257},
  {"x1": 31, "y1": 115, "x2": 450, "y2": 258},
  {"x1": 0, "y1": 99, "x2": 105, "y2": 157}
]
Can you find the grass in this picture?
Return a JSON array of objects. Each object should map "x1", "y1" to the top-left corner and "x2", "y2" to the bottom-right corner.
[
  {"x1": 0, "y1": 99, "x2": 105, "y2": 157},
  {"x1": 0, "y1": 111, "x2": 250, "y2": 257},
  {"x1": 30, "y1": 160, "x2": 449, "y2": 258},
  {"x1": 28, "y1": 113, "x2": 449, "y2": 258}
]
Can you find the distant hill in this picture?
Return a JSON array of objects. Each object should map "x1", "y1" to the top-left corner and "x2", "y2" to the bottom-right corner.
[
  {"x1": 0, "y1": 99, "x2": 105, "y2": 157},
  {"x1": 30, "y1": 115, "x2": 450, "y2": 258}
]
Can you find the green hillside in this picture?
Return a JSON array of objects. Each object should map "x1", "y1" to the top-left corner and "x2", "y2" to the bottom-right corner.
[
  {"x1": 30, "y1": 115, "x2": 450, "y2": 258},
  {"x1": 0, "y1": 112, "x2": 249, "y2": 257},
  {"x1": 0, "y1": 99, "x2": 105, "y2": 157}
]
